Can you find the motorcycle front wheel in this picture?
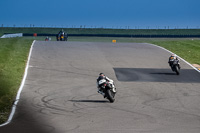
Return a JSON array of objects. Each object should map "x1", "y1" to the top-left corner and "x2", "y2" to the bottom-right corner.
[
  {"x1": 106, "y1": 89, "x2": 115, "y2": 103},
  {"x1": 175, "y1": 65, "x2": 180, "y2": 75}
]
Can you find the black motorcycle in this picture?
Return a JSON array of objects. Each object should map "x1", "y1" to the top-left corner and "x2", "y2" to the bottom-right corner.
[
  {"x1": 97, "y1": 77, "x2": 116, "y2": 103},
  {"x1": 57, "y1": 32, "x2": 67, "y2": 41},
  {"x1": 169, "y1": 58, "x2": 180, "y2": 75}
]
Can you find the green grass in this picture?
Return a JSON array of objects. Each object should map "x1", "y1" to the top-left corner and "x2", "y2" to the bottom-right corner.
[
  {"x1": 1, "y1": 27, "x2": 200, "y2": 36},
  {"x1": 0, "y1": 37, "x2": 33, "y2": 123},
  {"x1": 152, "y1": 40, "x2": 200, "y2": 65}
]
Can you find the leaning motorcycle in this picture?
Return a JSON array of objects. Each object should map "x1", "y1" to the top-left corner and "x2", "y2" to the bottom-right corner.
[
  {"x1": 97, "y1": 78, "x2": 116, "y2": 103},
  {"x1": 169, "y1": 57, "x2": 180, "y2": 75}
]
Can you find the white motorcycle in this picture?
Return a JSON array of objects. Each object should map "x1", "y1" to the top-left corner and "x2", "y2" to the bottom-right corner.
[
  {"x1": 169, "y1": 57, "x2": 180, "y2": 75},
  {"x1": 97, "y1": 77, "x2": 116, "y2": 103}
]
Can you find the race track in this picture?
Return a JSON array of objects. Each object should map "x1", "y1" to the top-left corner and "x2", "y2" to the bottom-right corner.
[{"x1": 1, "y1": 41, "x2": 200, "y2": 133}]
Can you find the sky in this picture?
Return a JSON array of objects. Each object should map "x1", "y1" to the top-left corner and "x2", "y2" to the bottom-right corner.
[{"x1": 0, "y1": 0, "x2": 200, "y2": 29}]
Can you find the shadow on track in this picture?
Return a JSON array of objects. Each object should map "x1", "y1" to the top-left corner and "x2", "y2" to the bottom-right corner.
[
  {"x1": 114, "y1": 68, "x2": 200, "y2": 83},
  {"x1": 150, "y1": 72, "x2": 176, "y2": 75},
  {"x1": 69, "y1": 100, "x2": 109, "y2": 103}
]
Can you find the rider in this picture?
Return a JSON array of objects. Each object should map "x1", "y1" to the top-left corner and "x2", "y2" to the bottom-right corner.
[
  {"x1": 168, "y1": 54, "x2": 181, "y2": 68},
  {"x1": 45, "y1": 36, "x2": 49, "y2": 41},
  {"x1": 96, "y1": 73, "x2": 116, "y2": 96},
  {"x1": 58, "y1": 29, "x2": 65, "y2": 35}
]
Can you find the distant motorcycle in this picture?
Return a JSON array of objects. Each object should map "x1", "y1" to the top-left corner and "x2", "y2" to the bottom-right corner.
[
  {"x1": 57, "y1": 32, "x2": 67, "y2": 41},
  {"x1": 97, "y1": 77, "x2": 116, "y2": 103},
  {"x1": 169, "y1": 57, "x2": 180, "y2": 75},
  {"x1": 45, "y1": 36, "x2": 49, "y2": 41}
]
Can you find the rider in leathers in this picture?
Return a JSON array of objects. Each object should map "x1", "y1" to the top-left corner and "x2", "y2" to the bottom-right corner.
[
  {"x1": 168, "y1": 54, "x2": 181, "y2": 69},
  {"x1": 96, "y1": 73, "x2": 116, "y2": 96}
]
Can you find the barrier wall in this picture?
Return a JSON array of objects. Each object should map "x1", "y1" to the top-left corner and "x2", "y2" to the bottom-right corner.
[
  {"x1": 3, "y1": 33, "x2": 200, "y2": 38},
  {"x1": 1, "y1": 33, "x2": 23, "y2": 38},
  {"x1": 22, "y1": 33, "x2": 200, "y2": 38}
]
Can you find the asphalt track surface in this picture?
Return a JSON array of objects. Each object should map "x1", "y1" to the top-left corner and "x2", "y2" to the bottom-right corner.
[{"x1": 1, "y1": 41, "x2": 200, "y2": 133}]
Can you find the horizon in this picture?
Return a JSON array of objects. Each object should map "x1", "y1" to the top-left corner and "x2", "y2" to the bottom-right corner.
[{"x1": 0, "y1": 25, "x2": 200, "y2": 30}]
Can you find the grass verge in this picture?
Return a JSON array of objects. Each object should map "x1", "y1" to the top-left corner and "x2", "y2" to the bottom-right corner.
[
  {"x1": 0, "y1": 37, "x2": 33, "y2": 124},
  {"x1": 151, "y1": 40, "x2": 200, "y2": 65},
  {"x1": 1, "y1": 27, "x2": 200, "y2": 36}
]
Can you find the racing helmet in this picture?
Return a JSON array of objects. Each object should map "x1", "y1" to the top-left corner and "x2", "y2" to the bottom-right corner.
[
  {"x1": 99, "y1": 73, "x2": 105, "y2": 78},
  {"x1": 170, "y1": 54, "x2": 177, "y2": 59},
  {"x1": 99, "y1": 73, "x2": 104, "y2": 76},
  {"x1": 171, "y1": 54, "x2": 177, "y2": 57}
]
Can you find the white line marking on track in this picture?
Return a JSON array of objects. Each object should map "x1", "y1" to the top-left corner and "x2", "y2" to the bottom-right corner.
[
  {"x1": 0, "y1": 40, "x2": 36, "y2": 127},
  {"x1": 147, "y1": 43, "x2": 200, "y2": 73}
]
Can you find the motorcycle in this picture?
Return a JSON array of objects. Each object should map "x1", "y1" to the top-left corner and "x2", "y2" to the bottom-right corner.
[
  {"x1": 57, "y1": 32, "x2": 67, "y2": 41},
  {"x1": 169, "y1": 57, "x2": 180, "y2": 75},
  {"x1": 45, "y1": 36, "x2": 49, "y2": 41},
  {"x1": 97, "y1": 77, "x2": 116, "y2": 103}
]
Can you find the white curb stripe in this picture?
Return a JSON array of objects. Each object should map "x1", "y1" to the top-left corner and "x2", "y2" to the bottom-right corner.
[
  {"x1": 0, "y1": 40, "x2": 36, "y2": 127},
  {"x1": 147, "y1": 43, "x2": 200, "y2": 73},
  {"x1": 1, "y1": 33, "x2": 23, "y2": 38}
]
